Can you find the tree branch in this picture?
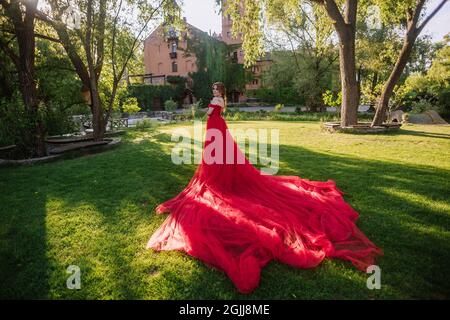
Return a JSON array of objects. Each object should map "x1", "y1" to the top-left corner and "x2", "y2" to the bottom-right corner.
[
  {"x1": 0, "y1": 35, "x2": 19, "y2": 66},
  {"x1": 1, "y1": 28, "x2": 61, "y2": 43},
  {"x1": 94, "y1": 0, "x2": 107, "y2": 80},
  {"x1": 344, "y1": 0, "x2": 357, "y2": 25},
  {"x1": 35, "y1": 9, "x2": 91, "y2": 87},
  {"x1": 409, "y1": 0, "x2": 426, "y2": 32},
  {"x1": 321, "y1": 0, "x2": 346, "y2": 31},
  {"x1": 111, "y1": 0, "x2": 124, "y2": 83},
  {"x1": 106, "y1": 0, "x2": 168, "y2": 122},
  {"x1": 417, "y1": 0, "x2": 448, "y2": 34}
]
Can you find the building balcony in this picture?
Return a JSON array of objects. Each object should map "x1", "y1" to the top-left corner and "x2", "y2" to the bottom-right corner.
[{"x1": 165, "y1": 26, "x2": 179, "y2": 41}]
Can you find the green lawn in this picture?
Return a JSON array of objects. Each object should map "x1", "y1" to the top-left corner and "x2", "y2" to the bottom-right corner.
[{"x1": 1, "y1": 121, "x2": 449, "y2": 299}]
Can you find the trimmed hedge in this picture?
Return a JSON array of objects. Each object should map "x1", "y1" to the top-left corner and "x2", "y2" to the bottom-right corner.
[{"x1": 127, "y1": 76, "x2": 186, "y2": 111}]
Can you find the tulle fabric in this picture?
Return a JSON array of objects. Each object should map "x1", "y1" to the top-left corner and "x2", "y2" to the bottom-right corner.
[{"x1": 147, "y1": 103, "x2": 383, "y2": 294}]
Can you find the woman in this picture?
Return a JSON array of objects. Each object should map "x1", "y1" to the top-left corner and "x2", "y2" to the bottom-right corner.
[{"x1": 147, "y1": 82, "x2": 382, "y2": 294}]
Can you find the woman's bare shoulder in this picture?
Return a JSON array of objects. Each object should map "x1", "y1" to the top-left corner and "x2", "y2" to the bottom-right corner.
[{"x1": 211, "y1": 97, "x2": 224, "y2": 106}]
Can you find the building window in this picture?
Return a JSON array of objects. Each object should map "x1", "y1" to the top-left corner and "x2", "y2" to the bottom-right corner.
[
  {"x1": 233, "y1": 51, "x2": 238, "y2": 60},
  {"x1": 171, "y1": 42, "x2": 177, "y2": 53},
  {"x1": 252, "y1": 79, "x2": 259, "y2": 85},
  {"x1": 172, "y1": 61, "x2": 178, "y2": 72},
  {"x1": 227, "y1": 14, "x2": 231, "y2": 21},
  {"x1": 227, "y1": 31, "x2": 231, "y2": 38}
]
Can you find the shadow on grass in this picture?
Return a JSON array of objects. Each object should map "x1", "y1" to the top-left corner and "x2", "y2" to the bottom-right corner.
[
  {"x1": 0, "y1": 183, "x2": 49, "y2": 299},
  {"x1": 0, "y1": 126, "x2": 449, "y2": 299}
]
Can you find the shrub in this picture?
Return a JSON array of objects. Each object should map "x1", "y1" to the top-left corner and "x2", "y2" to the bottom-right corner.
[
  {"x1": 183, "y1": 99, "x2": 203, "y2": 119},
  {"x1": 43, "y1": 101, "x2": 77, "y2": 136},
  {"x1": 274, "y1": 103, "x2": 284, "y2": 112},
  {"x1": 410, "y1": 98, "x2": 434, "y2": 113},
  {"x1": 122, "y1": 97, "x2": 140, "y2": 114},
  {"x1": 164, "y1": 99, "x2": 178, "y2": 111},
  {"x1": 127, "y1": 84, "x2": 180, "y2": 111},
  {"x1": 135, "y1": 119, "x2": 154, "y2": 130},
  {"x1": 322, "y1": 90, "x2": 342, "y2": 109}
]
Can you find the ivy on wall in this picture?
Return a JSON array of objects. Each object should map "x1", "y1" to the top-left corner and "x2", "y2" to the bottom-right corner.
[
  {"x1": 127, "y1": 76, "x2": 187, "y2": 111},
  {"x1": 183, "y1": 27, "x2": 251, "y2": 106},
  {"x1": 127, "y1": 84, "x2": 175, "y2": 111}
]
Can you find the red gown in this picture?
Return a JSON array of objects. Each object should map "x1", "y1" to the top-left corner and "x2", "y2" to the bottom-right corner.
[{"x1": 147, "y1": 103, "x2": 383, "y2": 294}]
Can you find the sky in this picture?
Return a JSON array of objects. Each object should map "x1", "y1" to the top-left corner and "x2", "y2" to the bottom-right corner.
[
  {"x1": 179, "y1": 0, "x2": 222, "y2": 36},
  {"x1": 178, "y1": 0, "x2": 450, "y2": 43}
]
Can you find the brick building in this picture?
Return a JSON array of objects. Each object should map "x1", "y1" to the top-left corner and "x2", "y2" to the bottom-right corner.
[{"x1": 141, "y1": 0, "x2": 272, "y2": 104}]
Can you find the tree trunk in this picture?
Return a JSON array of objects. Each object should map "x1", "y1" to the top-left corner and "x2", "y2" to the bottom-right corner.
[
  {"x1": 337, "y1": 27, "x2": 358, "y2": 127},
  {"x1": 320, "y1": 0, "x2": 359, "y2": 127},
  {"x1": 18, "y1": 65, "x2": 46, "y2": 156},
  {"x1": 2, "y1": 0, "x2": 46, "y2": 157},
  {"x1": 90, "y1": 85, "x2": 105, "y2": 141},
  {"x1": 85, "y1": 0, "x2": 106, "y2": 142},
  {"x1": 372, "y1": 31, "x2": 417, "y2": 126}
]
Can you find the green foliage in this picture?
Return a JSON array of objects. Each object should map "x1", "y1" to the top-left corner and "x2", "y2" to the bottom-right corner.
[
  {"x1": 372, "y1": 0, "x2": 419, "y2": 26},
  {"x1": 122, "y1": 97, "x2": 140, "y2": 114},
  {"x1": 127, "y1": 84, "x2": 179, "y2": 111},
  {"x1": 322, "y1": 90, "x2": 342, "y2": 108},
  {"x1": 184, "y1": 27, "x2": 249, "y2": 104},
  {"x1": 356, "y1": 3, "x2": 439, "y2": 108},
  {"x1": 395, "y1": 35, "x2": 450, "y2": 117},
  {"x1": 164, "y1": 99, "x2": 178, "y2": 111},
  {"x1": 35, "y1": 40, "x2": 84, "y2": 110},
  {"x1": 166, "y1": 75, "x2": 188, "y2": 106},
  {"x1": 259, "y1": 28, "x2": 337, "y2": 109},
  {"x1": 0, "y1": 49, "x2": 17, "y2": 99},
  {"x1": 135, "y1": 119, "x2": 155, "y2": 131},
  {"x1": 189, "y1": 99, "x2": 203, "y2": 119},
  {"x1": 166, "y1": 75, "x2": 187, "y2": 86},
  {"x1": 246, "y1": 87, "x2": 305, "y2": 105},
  {"x1": 221, "y1": 0, "x2": 265, "y2": 67},
  {"x1": 0, "y1": 97, "x2": 32, "y2": 150},
  {"x1": 0, "y1": 96, "x2": 75, "y2": 157},
  {"x1": 274, "y1": 103, "x2": 284, "y2": 112},
  {"x1": 410, "y1": 98, "x2": 434, "y2": 113},
  {"x1": 221, "y1": 0, "x2": 334, "y2": 71},
  {"x1": 42, "y1": 102, "x2": 77, "y2": 136}
]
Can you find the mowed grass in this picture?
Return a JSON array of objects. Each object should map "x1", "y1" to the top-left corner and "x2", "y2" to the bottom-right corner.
[{"x1": 0, "y1": 121, "x2": 449, "y2": 299}]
